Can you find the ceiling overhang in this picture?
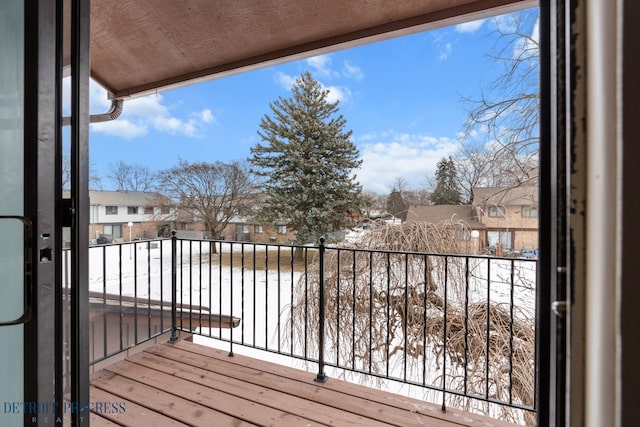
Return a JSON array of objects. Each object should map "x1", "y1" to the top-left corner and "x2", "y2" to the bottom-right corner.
[{"x1": 67, "y1": 0, "x2": 536, "y2": 100}]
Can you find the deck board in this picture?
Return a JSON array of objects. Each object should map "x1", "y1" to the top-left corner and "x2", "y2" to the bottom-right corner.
[{"x1": 90, "y1": 340, "x2": 519, "y2": 427}]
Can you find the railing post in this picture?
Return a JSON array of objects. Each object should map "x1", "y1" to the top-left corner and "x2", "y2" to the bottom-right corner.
[
  {"x1": 169, "y1": 230, "x2": 179, "y2": 343},
  {"x1": 315, "y1": 237, "x2": 328, "y2": 383}
]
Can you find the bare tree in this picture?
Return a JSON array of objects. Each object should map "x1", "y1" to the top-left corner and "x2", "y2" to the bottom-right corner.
[
  {"x1": 158, "y1": 160, "x2": 254, "y2": 251},
  {"x1": 459, "y1": 10, "x2": 540, "y2": 193},
  {"x1": 62, "y1": 154, "x2": 103, "y2": 190},
  {"x1": 108, "y1": 160, "x2": 158, "y2": 192}
]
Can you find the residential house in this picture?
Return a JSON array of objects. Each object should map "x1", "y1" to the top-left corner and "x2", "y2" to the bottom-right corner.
[
  {"x1": 405, "y1": 204, "x2": 486, "y2": 253},
  {"x1": 472, "y1": 187, "x2": 538, "y2": 252},
  {"x1": 83, "y1": 190, "x2": 175, "y2": 243},
  {"x1": 223, "y1": 216, "x2": 298, "y2": 243}
]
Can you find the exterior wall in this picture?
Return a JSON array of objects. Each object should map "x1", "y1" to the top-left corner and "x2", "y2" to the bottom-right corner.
[
  {"x1": 476, "y1": 205, "x2": 538, "y2": 251},
  {"x1": 222, "y1": 222, "x2": 297, "y2": 244},
  {"x1": 513, "y1": 229, "x2": 538, "y2": 252},
  {"x1": 477, "y1": 205, "x2": 538, "y2": 230},
  {"x1": 90, "y1": 202, "x2": 176, "y2": 242}
]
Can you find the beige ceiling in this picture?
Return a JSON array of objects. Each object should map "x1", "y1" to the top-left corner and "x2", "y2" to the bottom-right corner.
[{"x1": 79, "y1": 0, "x2": 535, "y2": 100}]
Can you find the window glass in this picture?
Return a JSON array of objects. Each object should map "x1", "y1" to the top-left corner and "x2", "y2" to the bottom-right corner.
[
  {"x1": 127, "y1": 206, "x2": 138, "y2": 214},
  {"x1": 106, "y1": 206, "x2": 117, "y2": 215},
  {"x1": 488, "y1": 206, "x2": 505, "y2": 217}
]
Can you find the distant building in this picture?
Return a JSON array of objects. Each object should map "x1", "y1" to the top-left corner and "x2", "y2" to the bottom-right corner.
[
  {"x1": 70, "y1": 191, "x2": 176, "y2": 243},
  {"x1": 405, "y1": 186, "x2": 539, "y2": 255},
  {"x1": 472, "y1": 186, "x2": 538, "y2": 252},
  {"x1": 406, "y1": 204, "x2": 486, "y2": 253}
]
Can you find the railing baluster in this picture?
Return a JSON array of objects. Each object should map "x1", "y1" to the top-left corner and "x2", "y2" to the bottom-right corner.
[
  {"x1": 119, "y1": 244, "x2": 124, "y2": 351},
  {"x1": 241, "y1": 243, "x2": 246, "y2": 345},
  {"x1": 147, "y1": 240, "x2": 152, "y2": 340},
  {"x1": 352, "y1": 249, "x2": 356, "y2": 371},
  {"x1": 368, "y1": 251, "x2": 373, "y2": 375},
  {"x1": 208, "y1": 239, "x2": 213, "y2": 338},
  {"x1": 160, "y1": 239, "x2": 164, "y2": 332},
  {"x1": 336, "y1": 249, "x2": 341, "y2": 367},
  {"x1": 134, "y1": 241, "x2": 138, "y2": 345},
  {"x1": 170, "y1": 231, "x2": 178, "y2": 343},
  {"x1": 102, "y1": 246, "x2": 107, "y2": 359},
  {"x1": 229, "y1": 242, "x2": 234, "y2": 356},
  {"x1": 486, "y1": 259, "x2": 492, "y2": 403},
  {"x1": 509, "y1": 259, "x2": 515, "y2": 405},
  {"x1": 264, "y1": 246, "x2": 269, "y2": 349},
  {"x1": 442, "y1": 255, "x2": 448, "y2": 413},
  {"x1": 422, "y1": 254, "x2": 428, "y2": 387},
  {"x1": 277, "y1": 246, "x2": 281, "y2": 353},
  {"x1": 464, "y1": 256, "x2": 470, "y2": 397},
  {"x1": 199, "y1": 240, "x2": 203, "y2": 333},
  {"x1": 290, "y1": 246, "x2": 295, "y2": 356},
  {"x1": 315, "y1": 237, "x2": 328, "y2": 383},
  {"x1": 404, "y1": 253, "x2": 408, "y2": 383}
]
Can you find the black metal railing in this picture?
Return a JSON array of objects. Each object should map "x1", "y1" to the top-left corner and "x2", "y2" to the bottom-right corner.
[
  {"x1": 74, "y1": 234, "x2": 537, "y2": 423},
  {"x1": 169, "y1": 236, "x2": 537, "y2": 423},
  {"x1": 64, "y1": 238, "x2": 185, "y2": 365}
]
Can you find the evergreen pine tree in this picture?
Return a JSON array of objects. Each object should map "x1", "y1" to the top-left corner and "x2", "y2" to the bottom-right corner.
[
  {"x1": 248, "y1": 72, "x2": 363, "y2": 243},
  {"x1": 431, "y1": 157, "x2": 462, "y2": 205},
  {"x1": 386, "y1": 189, "x2": 408, "y2": 221}
]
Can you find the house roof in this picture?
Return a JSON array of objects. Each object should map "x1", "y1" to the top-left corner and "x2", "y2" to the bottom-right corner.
[
  {"x1": 66, "y1": 0, "x2": 534, "y2": 100},
  {"x1": 472, "y1": 187, "x2": 538, "y2": 206},
  {"x1": 406, "y1": 205, "x2": 485, "y2": 229},
  {"x1": 65, "y1": 190, "x2": 171, "y2": 206}
]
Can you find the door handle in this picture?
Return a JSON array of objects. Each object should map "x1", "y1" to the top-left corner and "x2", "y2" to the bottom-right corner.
[{"x1": 0, "y1": 216, "x2": 33, "y2": 326}]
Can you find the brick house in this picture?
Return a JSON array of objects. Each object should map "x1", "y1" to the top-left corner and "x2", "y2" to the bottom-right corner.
[{"x1": 472, "y1": 186, "x2": 538, "y2": 252}]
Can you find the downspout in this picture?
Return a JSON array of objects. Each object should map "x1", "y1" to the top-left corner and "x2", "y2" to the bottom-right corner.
[{"x1": 62, "y1": 98, "x2": 123, "y2": 126}]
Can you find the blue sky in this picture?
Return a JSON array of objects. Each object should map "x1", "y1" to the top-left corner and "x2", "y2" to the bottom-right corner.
[{"x1": 79, "y1": 9, "x2": 538, "y2": 194}]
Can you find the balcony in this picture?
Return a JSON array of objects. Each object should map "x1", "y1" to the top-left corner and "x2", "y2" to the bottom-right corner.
[{"x1": 69, "y1": 234, "x2": 537, "y2": 426}]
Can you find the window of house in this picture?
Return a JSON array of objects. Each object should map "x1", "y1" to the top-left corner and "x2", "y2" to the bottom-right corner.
[
  {"x1": 236, "y1": 224, "x2": 250, "y2": 233},
  {"x1": 277, "y1": 225, "x2": 287, "y2": 234},
  {"x1": 457, "y1": 228, "x2": 470, "y2": 241},
  {"x1": 254, "y1": 225, "x2": 263, "y2": 234},
  {"x1": 127, "y1": 206, "x2": 138, "y2": 214},
  {"x1": 144, "y1": 206, "x2": 154, "y2": 214},
  {"x1": 103, "y1": 224, "x2": 122, "y2": 239},
  {"x1": 488, "y1": 206, "x2": 506, "y2": 218},
  {"x1": 521, "y1": 206, "x2": 538, "y2": 218},
  {"x1": 105, "y1": 206, "x2": 117, "y2": 215},
  {"x1": 487, "y1": 231, "x2": 513, "y2": 250},
  {"x1": 161, "y1": 206, "x2": 170, "y2": 214}
]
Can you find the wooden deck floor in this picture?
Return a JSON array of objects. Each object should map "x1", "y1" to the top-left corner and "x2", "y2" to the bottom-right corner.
[{"x1": 89, "y1": 340, "x2": 519, "y2": 427}]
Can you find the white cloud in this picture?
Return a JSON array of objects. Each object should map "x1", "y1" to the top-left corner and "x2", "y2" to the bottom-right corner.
[
  {"x1": 306, "y1": 55, "x2": 338, "y2": 79},
  {"x1": 275, "y1": 71, "x2": 297, "y2": 90},
  {"x1": 455, "y1": 19, "x2": 485, "y2": 33},
  {"x1": 492, "y1": 14, "x2": 518, "y2": 33},
  {"x1": 356, "y1": 132, "x2": 459, "y2": 193},
  {"x1": 91, "y1": 119, "x2": 147, "y2": 139},
  {"x1": 325, "y1": 85, "x2": 350, "y2": 104},
  {"x1": 66, "y1": 78, "x2": 215, "y2": 139},
  {"x1": 200, "y1": 109, "x2": 215, "y2": 123},
  {"x1": 342, "y1": 61, "x2": 364, "y2": 81},
  {"x1": 274, "y1": 71, "x2": 351, "y2": 103},
  {"x1": 438, "y1": 43, "x2": 453, "y2": 61}
]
